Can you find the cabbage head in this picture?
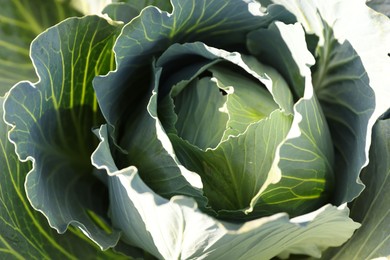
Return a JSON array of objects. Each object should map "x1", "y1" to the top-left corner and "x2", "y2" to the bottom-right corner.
[{"x1": 1, "y1": 0, "x2": 389, "y2": 259}]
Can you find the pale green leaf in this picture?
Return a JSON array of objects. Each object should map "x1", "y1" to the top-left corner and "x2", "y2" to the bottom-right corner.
[
  {"x1": 210, "y1": 65, "x2": 279, "y2": 140},
  {"x1": 3, "y1": 16, "x2": 122, "y2": 249},
  {"x1": 173, "y1": 76, "x2": 228, "y2": 150},
  {"x1": 255, "y1": 89, "x2": 335, "y2": 218},
  {"x1": 239, "y1": 55, "x2": 295, "y2": 115},
  {"x1": 0, "y1": 0, "x2": 81, "y2": 96},
  {"x1": 247, "y1": 22, "x2": 335, "y2": 218},
  {"x1": 171, "y1": 110, "x2": 292, "y2": 219},
  {"x1": 155, "y1": 42, "x2": 294, "y2": 137},
  {"x1": 153, "y1": 41, "x2": 300, "y2": 218}
]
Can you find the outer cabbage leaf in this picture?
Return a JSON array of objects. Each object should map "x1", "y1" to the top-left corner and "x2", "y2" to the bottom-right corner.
[
  {"x1": 3, "y1": 16, "x2": 123, "y2": 249},
  {"x1": 323, "y1": 113, "x2": 390, "y2": 259},
  {"x1": 0, "y1": 95, "x2": 129, "y2": 259},
  {"x1": 273, "y1": 0, "x2": 389, "y2": 205},
  {"x1": 92, "y1": 124, "x2": 360, "y2": 260},
  {"x1": 0, "y1": 0, "x2": 81, "y2": 96}
]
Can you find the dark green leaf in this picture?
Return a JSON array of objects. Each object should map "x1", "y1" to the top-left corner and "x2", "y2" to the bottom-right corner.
[
  {"x1": 112, "y1": 84, "x2": 209, "y2": 209},
  {"x1": 4, "y1": 15, "x2": 123, "y2": 249},
  {"x1": 325, "y1": 116, "x2": 390, "y2": 259},
  {"x1": 0, "y1": 96, "x2": 129, "y2": 259}
]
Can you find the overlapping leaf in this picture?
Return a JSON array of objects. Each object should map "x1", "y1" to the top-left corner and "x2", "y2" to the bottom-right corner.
[
  {"x1": 246, "y1": 22, "x2": 335, "y2": 218},
  {"x1": 93, "y1": 124, "x2": 360, "y2": 260},
  {"x1": 94, "y1": 18, "x2": 360, "y2": 256},
  {"x1": 93, "y1": 0, "x2": 294, "y2": 127},
  {"x1": 3, "y1": 15, "x2": 123, "y2": 249},
  {"x1": 1, "y1": 0, "x2": 388, "y2": 258},
  {"x1": 154, "y1": 45, "x2": 293, "y2": 219},
  {"x1": 92, "y1": 0, "x2": 294, "y2": 216},
  {"x1": 112, "y1": 82, "x2": 208, "y2": 208},
  {"x1": 150, "y1": 41, "x2": 295, "y2": 219}
]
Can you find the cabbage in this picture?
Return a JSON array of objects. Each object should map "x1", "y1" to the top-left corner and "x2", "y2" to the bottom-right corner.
[{"x1": 1, "y1": 0, "x2": 389, "y2": 259}]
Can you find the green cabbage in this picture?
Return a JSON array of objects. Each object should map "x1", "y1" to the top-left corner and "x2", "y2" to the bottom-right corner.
[{"x1": 1, "y1": 0, "x2": 389, "y2": 259}]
